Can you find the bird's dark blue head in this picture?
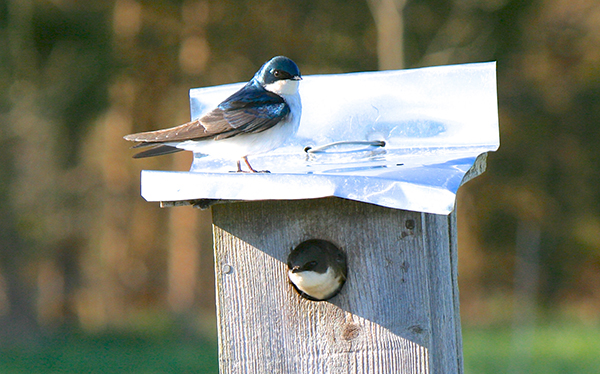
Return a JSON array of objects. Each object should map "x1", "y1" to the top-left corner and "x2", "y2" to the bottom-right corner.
[
  {"x1": 287, "y1": 239, "x2": 348, "y2": 301},
  {"x1": 254, "y1": 56, "x2": 302, "y2": 86},
  {"x1": 287, "y1": 239, "x2": 347, "y2": 275}
]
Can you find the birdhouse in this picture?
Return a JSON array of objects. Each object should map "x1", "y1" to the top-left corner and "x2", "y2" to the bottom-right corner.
[{"x1": 135, "y1": 62, "x2": 499, "y2": 373}]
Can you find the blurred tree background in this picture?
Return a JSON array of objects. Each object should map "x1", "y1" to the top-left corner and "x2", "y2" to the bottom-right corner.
[{"x1": 1, "y1": 0, "x2": 600, "y2": 372}]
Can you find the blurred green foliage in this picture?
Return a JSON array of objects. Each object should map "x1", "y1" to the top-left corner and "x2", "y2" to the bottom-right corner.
[
  {"x1": 463, "y1": 322, "x2": 600, "y2": 373},
  {"x1": 0, "y1": 330, "x2": 218, "y2": 373}
]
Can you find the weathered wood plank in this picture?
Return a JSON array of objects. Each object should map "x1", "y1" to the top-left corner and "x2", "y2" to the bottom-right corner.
[
  {"x1": 423, "y1": 211, "x2": 463, "y2": 372},
  {"x1": 212, "y1": 197, "x2": 462, "y2": 373}
]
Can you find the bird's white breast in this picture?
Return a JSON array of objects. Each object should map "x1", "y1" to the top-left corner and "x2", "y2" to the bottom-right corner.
[{"x1": 288, "y1": 267, "x2": 342, "y2": 300}]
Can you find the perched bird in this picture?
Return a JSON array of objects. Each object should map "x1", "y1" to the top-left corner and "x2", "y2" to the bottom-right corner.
[
  {"x1": 123, "y1": 56, "x2": 302, "y2": 172},
  {"x1": 287, "y1": 239, "x2": 348, "y2": 301}
]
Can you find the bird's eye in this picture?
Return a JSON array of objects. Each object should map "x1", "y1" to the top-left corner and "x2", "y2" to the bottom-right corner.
[
  {"x1": 272, "y1": 69, "x2": 292, "y2": 80},
  {"x1": 304, "y1": 261, "x2": 318, "y2": 270}
]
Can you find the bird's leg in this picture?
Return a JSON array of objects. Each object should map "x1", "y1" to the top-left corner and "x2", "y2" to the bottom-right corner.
[
  {"x1": 242, "y1": 156, "x2": 270, "y2": 173},
  {"x1": 243, "y1": 156, "x2": 259, "y2": 173},
  {"x1": 232, "y1": 158, "x2": 254, "y2": 173}
]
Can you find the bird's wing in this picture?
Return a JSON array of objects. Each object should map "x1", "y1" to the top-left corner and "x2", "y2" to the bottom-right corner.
[
  {"x1": 123, "y1": 118, "x2": 211, "y2": 143},
  {"x1": 204, "y1": 83, "x2": 290, "y2": 140},
  {"x1": 122, "y1": 82, "x2": 290, "y2": 144}
]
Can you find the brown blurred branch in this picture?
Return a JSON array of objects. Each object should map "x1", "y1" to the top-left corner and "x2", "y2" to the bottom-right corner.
[{"x1": 367, "y1": 0, "x2": 407, "y2": 70}]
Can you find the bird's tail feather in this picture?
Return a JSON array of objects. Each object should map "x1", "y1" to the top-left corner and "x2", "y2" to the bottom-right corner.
[{"x1": 131, "y1": 144, "x2": 183, "y2": 158}]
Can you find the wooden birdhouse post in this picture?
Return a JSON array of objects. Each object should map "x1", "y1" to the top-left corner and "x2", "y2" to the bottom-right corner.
[{"x1": 138, "y1": 63, "x2": 499, "y2": 373}]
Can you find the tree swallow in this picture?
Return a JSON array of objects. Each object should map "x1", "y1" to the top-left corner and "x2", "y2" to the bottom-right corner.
[
  {"x1": 287, "y1": 239, "x2": 348, "y2": 301},
  {"x1": 123, "y1": 56, "x2": 302, "y2": 172}
]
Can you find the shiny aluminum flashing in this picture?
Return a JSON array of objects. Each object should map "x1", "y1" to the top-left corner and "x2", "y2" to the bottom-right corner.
[{"x1": 140, "y1": 62, "x2": 499, "y2": 215}]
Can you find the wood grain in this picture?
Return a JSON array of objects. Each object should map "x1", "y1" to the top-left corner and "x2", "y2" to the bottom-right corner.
[{"x1": 212, "y1": 197, "x2": 462, "y2": 373}]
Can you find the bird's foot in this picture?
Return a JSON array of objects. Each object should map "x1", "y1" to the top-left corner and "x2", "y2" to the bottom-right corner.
[
  {"x1": 229, "y1": 169, "x2": 271, "y2": 173},
  {"x1": 234, "y1": 157, "x2": 271, "y2": 173}
]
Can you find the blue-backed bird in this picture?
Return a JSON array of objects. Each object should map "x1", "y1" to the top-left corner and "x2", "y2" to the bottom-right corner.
[
  {"x1": 287, "y1": 239, "x2": 348, "y2": 301},
  {"x1": 123, "y1": 56, "x2": 302, "y2": 173}
]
